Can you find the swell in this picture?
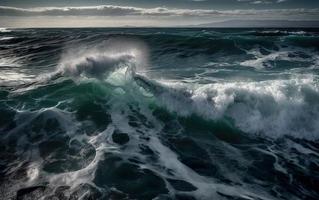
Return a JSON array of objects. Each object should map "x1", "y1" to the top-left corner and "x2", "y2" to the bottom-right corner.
[{"x1": 4, "y1": 29, "x2": 317, "y2": 60}]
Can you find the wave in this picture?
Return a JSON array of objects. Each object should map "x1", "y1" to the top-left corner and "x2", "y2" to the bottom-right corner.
[
  {"x1": 8, "y1": 41, "x2": 319, "y2": 140},
  {"x1": 57, "y1": 38, "x2": 149, "y2": 79},
  {"x1": 139, "y1": 75, "x2": 319, "y2": 140},
  {"x1": 6, "y1": 64, "x2": 318, "y2": 200},
  {"x1": 57, "y1": 53, "x2": 319, "y2": 140},
  {"x1": 59, "y1": 52, "x2": 136, "y2": 79},
  {"x1": 239, "y1": 46, "x2": 318, "y2": 69},
  {"x1": 247, "y1": 30, "x2": 309, "y2": 37},
  {"x1": 0, "y1": 28, "x2": 11, "y2": 33}
]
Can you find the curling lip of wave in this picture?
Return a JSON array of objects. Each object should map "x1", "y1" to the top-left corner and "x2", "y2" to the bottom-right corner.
[
  {"x1": 57, "y1": 38, "x2": 148, "y2": 79},
  {"x1": 59, "y1": 53, "x2": 136, "y2": 79}
]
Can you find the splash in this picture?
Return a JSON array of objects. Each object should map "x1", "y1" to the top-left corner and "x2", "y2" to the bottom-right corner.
[{"x1": 58, "y1": 38, "x2": 149, "y2": 80}]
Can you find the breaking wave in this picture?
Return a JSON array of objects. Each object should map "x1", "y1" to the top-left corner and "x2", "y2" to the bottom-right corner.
[
  {"x1": 57, "y1": 38, "x2": 149, "y2": 79},
  {"x1": 247, "y1": 30, "x2": 310, "y2": 36}
]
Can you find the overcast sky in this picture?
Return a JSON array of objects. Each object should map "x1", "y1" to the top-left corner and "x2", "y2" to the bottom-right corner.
[{"x1": 0, "y1": 0, "x2": 318, "y2": 27}]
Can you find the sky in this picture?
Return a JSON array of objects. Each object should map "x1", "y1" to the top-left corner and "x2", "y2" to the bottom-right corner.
[{"x1": 0, "y1": 0, "x2": 318, "y2": 27}]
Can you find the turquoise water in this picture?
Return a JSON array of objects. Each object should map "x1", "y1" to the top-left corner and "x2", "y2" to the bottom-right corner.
[{"x1": 0, "y1": 28, "x2": 319, "y2": 199}]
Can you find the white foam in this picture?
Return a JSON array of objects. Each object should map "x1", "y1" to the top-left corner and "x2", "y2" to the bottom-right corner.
[
  {"x1": 27, "y1": 164, "x2": 40, "y2": 182},
  {"x1": 0, "y1": 28, "x2": 11, "y2": 33},
  {"x1": 0, "y1": 37, "x2": 14, "y2": 41},
  {"x1": 240, "y1": 46, "x2": 316, "y2": 69},
  {"x1": 98, "y1": 84, "x2": 273, "y2": 199},
  {"x1": 58, "y1": 38, "x2": 149, "y2": 79},
  {"x1": 154, "y1": 74, "x2": 319, "y2": 140},
  {"x1": 258, "y1": 30, "x2": 307, "y2": 35}
]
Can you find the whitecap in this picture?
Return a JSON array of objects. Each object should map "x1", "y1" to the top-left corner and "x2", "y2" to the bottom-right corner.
[
  {"x1": 0, "y1": 28, "x2": 11, "y2": 33},
  {"x1": 0, "y1": 37, "x2": 14, "y2": 41}
]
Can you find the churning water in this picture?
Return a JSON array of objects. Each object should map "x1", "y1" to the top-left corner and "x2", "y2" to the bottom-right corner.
[{"x1": 0, "y1": 28, "x2": 319, "y2": 200}]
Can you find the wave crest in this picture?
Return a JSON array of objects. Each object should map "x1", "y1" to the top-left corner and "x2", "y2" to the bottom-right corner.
[
  {"x1": 58, "y1": 38, "x2": 149, "y2": 79},
  {"x1": 142, "y1": 75, "x2": 319, "y2": 140}
]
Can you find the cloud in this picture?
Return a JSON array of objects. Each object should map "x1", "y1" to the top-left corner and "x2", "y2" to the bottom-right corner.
[
  {"x1": 0, "y1": 5, "x2": 317, "y2": 18},
  {"x1": 237, "y1": 0, "x2": 287, "y2": 4}
]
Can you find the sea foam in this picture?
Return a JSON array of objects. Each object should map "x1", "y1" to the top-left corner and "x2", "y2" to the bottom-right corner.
[{"x1": 148, "y1": 75, "x2": 319, "y2": 140}]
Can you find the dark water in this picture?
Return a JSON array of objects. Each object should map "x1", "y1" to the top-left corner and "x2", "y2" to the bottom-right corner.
[{"x1": 0, "y1": 28, "x2": 319, "y2": 200}]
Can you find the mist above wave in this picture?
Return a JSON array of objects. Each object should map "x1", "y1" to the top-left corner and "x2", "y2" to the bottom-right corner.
[{"x1": 57, "y1": 37, "x2": 149, "y2": 80}]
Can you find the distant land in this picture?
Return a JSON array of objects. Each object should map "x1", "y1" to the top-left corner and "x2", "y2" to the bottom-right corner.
[{"x1": 192, "y1": 20, "x2": 319, "y2": 28}]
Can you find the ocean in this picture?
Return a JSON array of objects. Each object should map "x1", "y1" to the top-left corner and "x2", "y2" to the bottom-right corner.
[{"x1": 0, "y1": 28, "x2": 319, "y2": 200}]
